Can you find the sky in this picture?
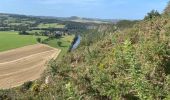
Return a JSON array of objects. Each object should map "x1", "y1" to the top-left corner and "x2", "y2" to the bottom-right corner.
[{"x1": 0, "y1": 0, "x2": 169, "y2": 19}]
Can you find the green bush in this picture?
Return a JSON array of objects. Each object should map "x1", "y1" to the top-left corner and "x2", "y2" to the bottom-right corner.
[
  {"x1": 20, "y1": 81, "x2": 33, "y2": 92},
  {"x1": 36, "y1": 37, "x2": 41, "y2": 43},
  {"x1": 144, "y1": 10, "x2": 161, "y2": 20}
]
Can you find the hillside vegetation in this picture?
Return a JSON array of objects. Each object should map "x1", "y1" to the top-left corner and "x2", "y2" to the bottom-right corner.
[
  {"x1": 39, "y1": 15, "x2": 170, "y2": 100},
  {"x1": 1, "y1": 3, "x2": 170, "y2": 100}
]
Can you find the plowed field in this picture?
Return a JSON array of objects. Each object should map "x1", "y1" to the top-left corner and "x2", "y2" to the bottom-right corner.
[{"x1": 0, "y1": 44, "x2": 60, "y2": 89}]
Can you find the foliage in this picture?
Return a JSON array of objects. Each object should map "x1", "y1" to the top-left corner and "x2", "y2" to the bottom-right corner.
[
  {"x1": 19, "y1": 30, "x2": 29, "y2": 35},
  {"x1": 20, "y1": 81, "x2": 33, "y2": 92},
  {"x1": 31, "y1": 82, "x2": 41, "y2": 94},
  {"x1": 39, "y1": 15, "x2": 169, "y2": 99},
  {"x1": 43, "y1": 35, "x2": 74, "y2": 58},
  {"x1": 36, "y1": 37, "x2": 41, "y2": 43},
  {"x1": 144, "y1": 10, "x2": 161, "y2": 20},
  {"x1": 116, "y1": 20, "x2": 139, "y2": 29},
  {"x1": 164, "y1": 1, "x2": 170, "y2": 14}
]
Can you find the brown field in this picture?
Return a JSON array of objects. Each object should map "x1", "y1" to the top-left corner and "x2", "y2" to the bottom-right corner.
[{"x1": 0, "y1": 44, "x2": 60, "y2": 89}]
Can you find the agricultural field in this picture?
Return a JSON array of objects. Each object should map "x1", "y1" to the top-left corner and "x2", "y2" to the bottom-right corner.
[
  {"x1": 37, "y1": 23, "x2": 65, "y2": 28},
  {"x1": 0, "y1": 31, "x2": 72, "y2": 89},
  {"x1": 9, "y1": 23, "x2": 22, "y2": 25},
  {"x1": 0, "y1": 44, "x2": 60, "y2": 89},
  {"x1": 45, "y1": 35, "x2": 74, "y2": 58},
  {"x1": 0, "y1": 31, "x2": 47, "y2": 52}
]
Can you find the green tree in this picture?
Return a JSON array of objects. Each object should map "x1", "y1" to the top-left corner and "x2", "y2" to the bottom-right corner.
[
  {"x1": 36, "y1": 37, "x2": 41, "y2": 43},
  {"x1": 19, "y1": 31, "x2": 29, "y2": 35},
  {"x1": 164, "y1": 1, "x2": 170, "y2": 14},
  {"x1": 144, "y1": 10, "x2": 161, "y2": 20}
]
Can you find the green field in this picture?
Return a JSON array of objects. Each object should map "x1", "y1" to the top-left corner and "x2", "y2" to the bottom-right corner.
[
  {"x1": 45, "y1": 35, "x2": 74, "y2": 59},
  {"x1": 37, "y1": 23, "x2": 65, "y2": 28},
  {"x1": 0, "y1": 31, "x2": 47, "y2": 52},
  {"x1": 0, "y1": 31, "x2": 73, "y2": 59}
]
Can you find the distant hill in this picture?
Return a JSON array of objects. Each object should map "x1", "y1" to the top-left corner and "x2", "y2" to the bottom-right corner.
[
  {"x1": 56, "y1": 16, "x2": 119, "y2": 24},
  {"x1": 0, "y1": 13, "x2": 118, "y2": 24}
]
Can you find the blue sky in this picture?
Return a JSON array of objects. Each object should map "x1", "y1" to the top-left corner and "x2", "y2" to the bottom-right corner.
[{"x1": 0, "y1": 0, "x2": 169, "y2": 19}]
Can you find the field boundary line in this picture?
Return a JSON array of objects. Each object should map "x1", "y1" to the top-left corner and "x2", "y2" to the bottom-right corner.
[
  {"x1": 0, "y1": 44, "x2": 41, "y2": 54},
  {"x1": 0, "y1": 49, "x2": 58, "y2": 65},
  {"x1": 51, "y1": 49, "x2": 61, "y2": 59}
]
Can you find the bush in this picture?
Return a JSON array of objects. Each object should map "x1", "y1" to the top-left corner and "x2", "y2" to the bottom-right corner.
[
  {"x1": 20, "y1": 81, "x2": 33, "y2": 92},
  {"x1": 31, "y1": 83, "x2": 41, "y2": 95},
  {"x1": 164, "y1": 1, "x2": 170, "y2": 14},
  {"x1": 144, "y1": 10, "x2": 161, "y2": 20},
  {"x1": 36, "y1": 37, "x2": 41, "y2": 43},
  {"x1": 19, "y1": 31, "x2": 29, "y2": 35}
]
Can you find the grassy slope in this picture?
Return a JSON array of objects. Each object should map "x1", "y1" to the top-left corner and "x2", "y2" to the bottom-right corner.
[
  {"x1": 42, "y1": 16, "x2": 169, "y2": 100},
  {"x1": 0, "y1": 31, "x2": 47, "y2": 52},
  {"x1": 45, "y1": 35, "x2": 74, "y2": 59},
  {"x1": 33, "y1": 16, "x2": 170, "y2": 99},
  {"x1": 0, "y1": 17, "x2": 170, "y2": 99},
  {"x1": 0, "y1": 30, "x2": 73, "y2": 55}
]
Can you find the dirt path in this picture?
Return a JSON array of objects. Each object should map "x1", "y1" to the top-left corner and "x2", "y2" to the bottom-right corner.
[{"x1": 0, "y1": 44, "x2": 60, "y2": 89}]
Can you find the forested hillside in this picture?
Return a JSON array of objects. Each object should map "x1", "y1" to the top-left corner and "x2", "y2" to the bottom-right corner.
[{"x1": 1, "y1": 2, "x2": 170, "y2": 100}]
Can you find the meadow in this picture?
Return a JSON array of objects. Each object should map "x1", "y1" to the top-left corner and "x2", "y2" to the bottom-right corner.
[
  {"x1": 37, "y1": 23, "x2": 65, "y2": 28},
  {"x1": 45, "y1": 35, "x2": 74, "y2": 58},
  {"x1": 0, "y1": 31, "x2": 47, "y2": 52}
]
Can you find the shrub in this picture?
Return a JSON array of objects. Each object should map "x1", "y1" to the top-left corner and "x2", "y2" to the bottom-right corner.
[
  {"x1": 36, "y1": 37, "x2": 41, "y2": 43},
  {"x1": 20, "y1": 81, "x2": 33, "y2": 93},
  {"x1": 19, "y1": 31, "x2": 29, "y2": 35},
  {"x1": 31, "y1": 83, "x2": 41, "y2": 95},
  {"x1": 144, "y1": 10, "x2": 161, "y2": 20},
  {"x1": 164, "y1": 1, "x2": 170, "y2": 15}
]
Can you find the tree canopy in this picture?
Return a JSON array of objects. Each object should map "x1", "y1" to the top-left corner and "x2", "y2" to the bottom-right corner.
[
  {"x1": 164, "y1": 1, "x2": 170, "y2": 14},
  {"x1": 144, "y1": 10, "x2": 161, "y2": 20}
]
